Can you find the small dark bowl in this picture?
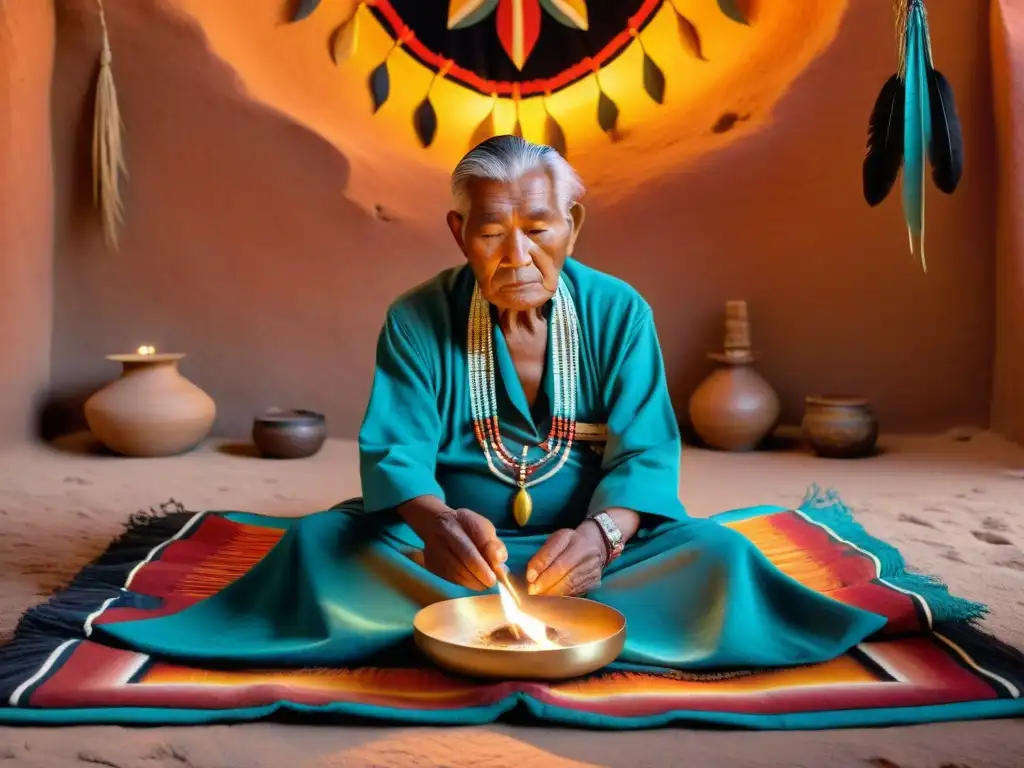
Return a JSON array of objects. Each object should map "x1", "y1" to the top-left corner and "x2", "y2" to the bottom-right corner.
[
  {"x1": 252, "y1": 409, "x2": 326, "y2": 459},
  {"x1": 801, "y1": 395, "x2": 879, "y2": 459}
]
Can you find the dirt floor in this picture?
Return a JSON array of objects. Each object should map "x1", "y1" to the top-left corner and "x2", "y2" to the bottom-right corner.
[{"x1": 1, "y1": 430, "x2": 1023, "y2": 767}]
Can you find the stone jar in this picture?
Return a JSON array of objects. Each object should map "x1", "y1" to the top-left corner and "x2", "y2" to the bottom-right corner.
[
  {"x1": 688, "y1": 352, "x2": 781, "y2": 452},
  {"x1": 252, "y1": 409, "x2": 327, "y2": 459},
  {"x1": 801, "y1": 395, "x2": 878, "y2": 459},
  {"x1": 84, "y1": 353, "x2": 216, "y2": 457}
]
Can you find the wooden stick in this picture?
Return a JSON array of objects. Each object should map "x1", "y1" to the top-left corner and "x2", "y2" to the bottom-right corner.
[{"x1": 496, "y1": 567, "x2": 523, "y2": 640}]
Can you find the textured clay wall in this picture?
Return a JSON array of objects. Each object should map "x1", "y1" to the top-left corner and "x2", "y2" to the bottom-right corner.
[
  {"x1": 45, "y1": 0, "x2": 998, "y2": 440},
  {"x1": 0, "y1": 2, "x2": 55, "y2": 446},
  {"x1": 991, "y1": 0, "x2": 1024, "y2": 446}
]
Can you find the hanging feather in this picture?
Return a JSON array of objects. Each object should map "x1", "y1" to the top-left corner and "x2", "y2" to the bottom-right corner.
[
  {"x1": 862, "y1": 0, "x2": 964, "y2": 273},
  {"x1": 92, "y1": 0, "x2": 126, "y2": 251},
  {"x1": 331, "y1": 5, "x2": 361, "y2": 64},
  {"x1": 927, "y1": 69, "x2": 963, "y2": 194},
  {"x1": 413, "y1": 96, "x2": 438, "y2": 148},
  {"x1": 369, "y1": 61, "x2": 390, "y2": 113},
  {"x1": 292, "y1": 0, "x2": 321, "y2": 22},
  {"x1": 642, "y1": 53, "x2": 666, "y2": 104},
  {"x1": 543, "y1": 101, "x2": 568, "y2": 156},
  {"x1": 862, "y1": 74, "x2": 905, "y2": 206},
  {"x1": 717, "y1": 0, "x2": 753, "y2": 25},
  {"x1": 902, "y1": 1, "x2": 930, "y2": 270},
  {"x1": 470, "y1": 101, "x2": 497, "y2": 149},
  {"x1": 674, "y1": 10, "x2": 708, "y2": 61},
  {"x1": 597, "y1": 89, "x2": 619, "y2": 136}
]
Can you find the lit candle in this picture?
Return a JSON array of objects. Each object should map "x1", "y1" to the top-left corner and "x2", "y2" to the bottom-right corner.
[{"x1": 136, "y1": 345, "x2": 157, "y2": 355}]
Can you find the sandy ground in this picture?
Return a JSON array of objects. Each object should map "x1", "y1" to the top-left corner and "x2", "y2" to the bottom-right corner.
[{"x1": 1, "y1": 430, "x2": 1024, "y2": 767}]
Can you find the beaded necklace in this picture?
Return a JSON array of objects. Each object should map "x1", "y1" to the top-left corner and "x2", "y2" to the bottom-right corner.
[{"x1": 468, "y1": 281, "x2": 580, "y2": 526}]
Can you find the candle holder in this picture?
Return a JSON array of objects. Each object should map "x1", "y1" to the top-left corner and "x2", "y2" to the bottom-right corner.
[{"x1": 83, "y1": 349, "x2": 216, "y2": 457}]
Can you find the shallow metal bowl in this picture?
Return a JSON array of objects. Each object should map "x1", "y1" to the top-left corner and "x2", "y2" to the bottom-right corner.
[{"x1": 413, "y1": 594, "x2": 626, "y2": 681}]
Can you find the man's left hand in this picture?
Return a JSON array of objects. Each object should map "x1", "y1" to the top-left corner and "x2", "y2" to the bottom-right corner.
[{"x1": 526, "y1": 524, "x2": 606, "y2": 596}]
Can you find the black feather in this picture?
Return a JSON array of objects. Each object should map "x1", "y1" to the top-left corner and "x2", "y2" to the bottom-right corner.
[
  {"x1": 927, "y1": 68, "x2": 964, "y2": 195},
  {"x1": 863, "y1": 74, "x2": 905, "y2": 207},
  {"x1": 642, "y1": 53, "x2": 666, "y2": 105},
  {"x1": 413, "y1": 97, "x2": 438, "y2": 148},
  {"x1": 597, "y1": 91, "x2": 619, "y2": 134},
  {"x1": 369, "y1": 62, "x2": 390, "y2": 113},
  {"x1": 292, "y1": 0, "x2": 320, "y2": 22}
]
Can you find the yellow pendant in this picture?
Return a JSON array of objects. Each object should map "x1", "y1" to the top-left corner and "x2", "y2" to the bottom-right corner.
[{"x1": 513, "y1": 486, "x2": 533, "y2": 527}]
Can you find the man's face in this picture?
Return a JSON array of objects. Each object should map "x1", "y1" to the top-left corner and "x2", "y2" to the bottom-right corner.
[{"x1": 447, "y1": 169, "x2": 583, "y2": 312}]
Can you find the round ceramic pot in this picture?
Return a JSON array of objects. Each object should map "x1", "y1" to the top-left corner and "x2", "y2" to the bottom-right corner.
[
  {"x1": 688, "y1": 359, "x2": 781, "y2": 452},
  {"x1": 801, "y1": 395, "x2": 878, "y2": 459},
  {"x1": 84, "y1": 353, "x2": 216, "y2": 457},
  {"x1": 252, "y1": 409, "x2": 327, "y2": 459}
]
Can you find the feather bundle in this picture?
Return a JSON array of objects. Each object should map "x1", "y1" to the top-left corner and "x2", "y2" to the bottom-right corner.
[
  {"x1": 92, "y1": 0, "x2": 126, "y2": 251},
  {"x1": 862, "y1": 0, "x2": 963, "y2": 272}
]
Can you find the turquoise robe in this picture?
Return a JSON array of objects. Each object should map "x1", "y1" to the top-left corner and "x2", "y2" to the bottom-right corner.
[{"x1": 97, "y1": 260, "x2": 885, "y2": 670}]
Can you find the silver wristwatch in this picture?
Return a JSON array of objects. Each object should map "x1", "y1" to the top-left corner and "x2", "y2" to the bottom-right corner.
[{"x1": 590, "y1": 512, "x2": 625, "y2": 564}]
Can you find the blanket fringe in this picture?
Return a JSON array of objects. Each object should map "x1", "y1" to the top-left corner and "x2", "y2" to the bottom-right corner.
[
  {"x1": 800, "y1": 484, "x2": 989, "y2": 626},
  {"x1": 0, "y1": 500, "x2": 197, "y2": 703}
]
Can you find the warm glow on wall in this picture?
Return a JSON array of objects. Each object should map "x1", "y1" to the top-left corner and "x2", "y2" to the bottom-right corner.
[
  {"x1": 288, "y1": 0, "x2": 765, "y2": 156},
  {"x1": 173, "y1": 0, "x2": 847, "y2": 221}
]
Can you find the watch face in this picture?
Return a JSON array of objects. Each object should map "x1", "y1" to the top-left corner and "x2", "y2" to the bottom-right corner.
[{"x1": 596, "y1": 513, "x2": 622, "y2": 543}]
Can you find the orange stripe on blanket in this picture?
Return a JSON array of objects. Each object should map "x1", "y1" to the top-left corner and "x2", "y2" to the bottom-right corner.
[
  {"x1": 174, "y1": 524, "x2": 285, "y2": 598},
  {"x1": 549, "y1": 655, "x2": 876, "y2": 698},
  {"x1": 725, "y1": 516, "x2": 844, "y2": 594},
  {"x1": 141, "y1": 664, "x2": 484, "y2": 701}
]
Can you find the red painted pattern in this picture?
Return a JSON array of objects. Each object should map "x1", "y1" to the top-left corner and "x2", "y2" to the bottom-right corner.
[
  {"x1": 370, "y1": 0, "x2": 662, "y2": 97},
  {"x1": 497, "y1": 0, "x2": 542, "y2": 70}
]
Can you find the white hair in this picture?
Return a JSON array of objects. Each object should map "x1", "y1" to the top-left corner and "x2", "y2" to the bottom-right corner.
[{"x1": 450, "y1": 135, "x2": 585, "y2": 218}]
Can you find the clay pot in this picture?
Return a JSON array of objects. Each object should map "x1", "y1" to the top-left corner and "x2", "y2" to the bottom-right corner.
[
  {"x1": 802, "y1": 395, "x2": 878, "y2": 459},
  {"x1": 687, "y1": 299, "x2": 780, "y2": 452},
  {"x1": 252, "y1": 409, "x2": 327, "y2": 459},
  {"x1": 84, "y1": 353, "x2": 216, "y2": 457},
  {"x1": 689, "y1": 353, "x2": 781, "y2": 451}
]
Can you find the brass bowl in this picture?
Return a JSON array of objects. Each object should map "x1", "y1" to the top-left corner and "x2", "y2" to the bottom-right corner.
[{"x1": 413, "y1": 594, "x2": 626, "y2": 681}]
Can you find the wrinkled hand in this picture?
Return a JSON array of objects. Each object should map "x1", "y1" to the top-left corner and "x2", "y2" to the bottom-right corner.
[
  {"x1": 401, "y1": 501, "x2": 507, "y2": 591},
  {"x1": 526, "y1": 524, "x2": 606, "y2": 596}
]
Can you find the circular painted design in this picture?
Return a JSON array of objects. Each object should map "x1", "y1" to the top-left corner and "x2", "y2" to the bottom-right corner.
[{"x1": 369, "y1": 0, "x2": 662, "y2": 96}]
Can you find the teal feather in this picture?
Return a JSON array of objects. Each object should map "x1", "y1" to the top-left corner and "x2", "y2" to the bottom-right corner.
[
  {"x1": 862, "y1": 0, "x2": 963, "y2": 272},
  {"x1": 901, "y1": 2, "x2": 933, "y2": 272}
]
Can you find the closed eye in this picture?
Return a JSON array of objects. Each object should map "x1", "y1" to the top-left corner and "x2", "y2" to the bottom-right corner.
[{"x1": 528, "y1": 229, "x2": 548, "y2": 235}]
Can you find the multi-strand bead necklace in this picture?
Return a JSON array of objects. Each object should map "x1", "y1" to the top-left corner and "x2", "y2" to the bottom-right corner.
[{"x1": 467, "y1": 281, "x2": 580, "y2": 526}]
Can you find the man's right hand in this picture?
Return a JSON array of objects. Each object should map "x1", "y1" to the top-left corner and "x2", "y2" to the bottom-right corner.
[{"x1": 398, "y1": 498, "x2": 507, "y2": 590}]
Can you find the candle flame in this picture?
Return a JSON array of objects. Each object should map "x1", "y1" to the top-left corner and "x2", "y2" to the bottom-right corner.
[
  {"x1": 496, "y1": 581, "x2": 558, "y2": 649},
  {"x1": 136, "y1": 345, "x2": 156, "y2": 355}
]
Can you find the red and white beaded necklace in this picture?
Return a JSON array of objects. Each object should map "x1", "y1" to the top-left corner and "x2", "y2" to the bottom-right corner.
[{"x1": 467, "y1": 281, "x2": 579, "y2": 526}]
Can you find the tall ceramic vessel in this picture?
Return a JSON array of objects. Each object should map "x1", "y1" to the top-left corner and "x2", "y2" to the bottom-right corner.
[
  {"x1": 84, "y1": 352, "x2": 216, "y2": 457},
  {"x1": 688, "y1": 300, "x2": 780, "y2": 452}
]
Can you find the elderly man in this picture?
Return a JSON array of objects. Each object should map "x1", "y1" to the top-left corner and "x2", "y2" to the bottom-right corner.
[{"x1": 97, "y1": 136, "x2": 884, "y2": 670}]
